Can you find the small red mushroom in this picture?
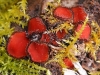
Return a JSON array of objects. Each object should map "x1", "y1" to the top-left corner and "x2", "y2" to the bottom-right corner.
[
  {"x1": 75, "y1": 23, "x2": 91, "y2": 40},
  {"x1": 53, "y1": 6, "x2": 73, "y2": 21},
  {"x1": 40, "y1": 33, "x2": 51, "y2": 43},
  {"x1": 40, "y1": 33, "x2": 58, "y2": 46},
  {"x1": 56, "y1": 29, "x2": 66, "y2": 39},
  {"x1": 7, "y1": 32, "x2": 29, "y2": 58},
  {"x1": 28, "y1": 17, "x2": 46, "y2": 34},
  {"x1": 27, "y1": 42, "x2": 49, "y2": 62},
  {"x1": 63, "y1": 58, "x2": 74, "y2": 69},
  {"x1": 71, "y1": 6, "x2": 87, "y2": 23}
]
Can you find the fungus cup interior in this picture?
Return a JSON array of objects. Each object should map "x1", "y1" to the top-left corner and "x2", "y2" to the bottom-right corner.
[
  {"x1": 27, "y1": 42, "x2": 49, "y2": 62},
  {"x1": 7, "y1": 32, "x2": 29, "y2": 59}
]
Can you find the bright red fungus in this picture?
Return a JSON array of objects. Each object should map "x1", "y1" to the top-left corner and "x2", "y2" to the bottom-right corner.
[
  {"x1": 76, "y1": 23, "x2": 91, "y2": 40},
  {"x1": 40, "y1": 33, "x2": 51, "y2": 43},
  {"x1": 72, "y1": 6, "x2": 87, "y2": 23},
  {"x1": 54, "y1": 6, "x2": 73, "y2": 20},
  {"x1": 7, "y1": 32, "x2": 29, "y2": 58},
  {"x1": 27, "y1": 42, "x2": 49, "y2": 62},
  {"x1": 63, "y1": 58, "x2": 74, "y2": 69},
  {"x1": 28, "y1": 17, "x2": 46, "y2": 34},
  {"x1": 56, "y1": 29, "x2": 66, "y2": 39}
]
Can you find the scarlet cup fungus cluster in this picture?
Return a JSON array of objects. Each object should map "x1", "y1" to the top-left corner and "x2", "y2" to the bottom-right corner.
[
  {"x1": 7, "y1": 17, "x2": 49, "y2": 62},
  {"x1": 53, "y1": 6, "x2": 91, "y2": 68},
  {"x1": 7, "y1": 5, "x2": 91, "y2": 69},
  {"x1": 7, "y1": 17, "x2": 65, "y2": 63},
  {"x1": 54, "y1": 6, "x2": 91, "y2": 40}
]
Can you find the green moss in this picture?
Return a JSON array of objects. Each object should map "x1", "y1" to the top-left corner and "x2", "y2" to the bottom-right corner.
[
  {"x1": 89, "y1": 71, "x2": 100, "y2": 75},
  {"x1": 0, "y1": 53, "x2": 48, "y2": 75}
]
